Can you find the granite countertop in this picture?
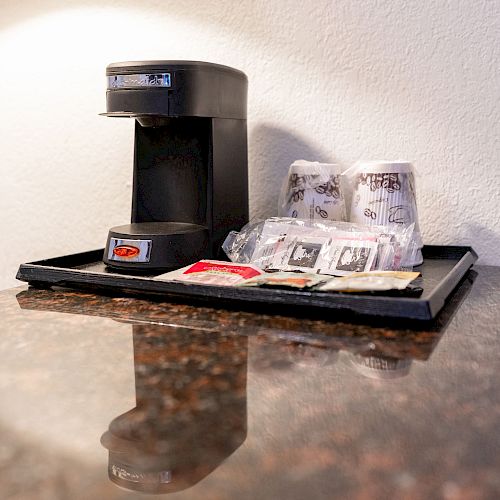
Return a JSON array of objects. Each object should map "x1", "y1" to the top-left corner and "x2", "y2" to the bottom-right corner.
[{"x1": 0, "y1": 266, "x2": 499, "y2": 499}]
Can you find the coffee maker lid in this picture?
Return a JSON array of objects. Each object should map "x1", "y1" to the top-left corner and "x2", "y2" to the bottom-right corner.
[
  {"x1": 105, "y1": 60, "x2": 248, "y2": 119},
  {"x1": 106, "y1": 60, "x2": 247, "y2": 80}
]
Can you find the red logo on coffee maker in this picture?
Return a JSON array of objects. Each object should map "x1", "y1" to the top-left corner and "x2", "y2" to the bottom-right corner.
[{"x1": 113, "y1": 245, "x2": 141, "y2": 258}]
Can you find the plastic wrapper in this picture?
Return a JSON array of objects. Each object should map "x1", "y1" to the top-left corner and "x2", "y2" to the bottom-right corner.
[
  {"x1": 223, "y1": 217, "x2": 417, "y2": 276},
  {"x1": 278, "y1": 160, "x2": 346, "y2": 221}
]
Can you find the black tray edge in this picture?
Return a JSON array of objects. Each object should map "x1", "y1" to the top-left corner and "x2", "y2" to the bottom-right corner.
[{"x1": 426, "y1": 247, "x2": 478, "y2": 317}]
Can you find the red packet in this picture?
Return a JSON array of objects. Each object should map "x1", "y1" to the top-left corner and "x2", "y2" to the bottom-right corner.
[{"x1": 156, "y1": 260, "x2": 263, "y2": 286}]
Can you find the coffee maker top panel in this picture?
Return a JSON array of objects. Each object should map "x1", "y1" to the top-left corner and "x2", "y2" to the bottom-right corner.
[
  {"x1": 107, "y1": 60, "x2": 247, "y2": 80},
  {"x1": 105, "y1": 60, "x2": 247, "y2": 120}
]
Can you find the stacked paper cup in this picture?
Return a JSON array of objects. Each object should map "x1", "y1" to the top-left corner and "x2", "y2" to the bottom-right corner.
[
  {"x1": 278, "y1": 160, "x2": 346, "y2": 221},
  {"x1": 348, "y1": 161, "x2": 423, "y2": 266}
]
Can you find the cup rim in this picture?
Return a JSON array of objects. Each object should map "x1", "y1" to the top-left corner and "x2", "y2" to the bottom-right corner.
[
  {"x1": 355, "y1": 161, "x2": 413, "y2": 173},
  {"x1": 289, "y1": 160, "x2": 341, "y2": 176}
]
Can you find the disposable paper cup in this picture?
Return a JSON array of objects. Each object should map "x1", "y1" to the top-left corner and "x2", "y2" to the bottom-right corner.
[
  {"x1": 349, "y1": 161, "x2": 423, "y2": 266},
  {"x1": 279, "y1": 160, "x2": 346, "y2": 221}
]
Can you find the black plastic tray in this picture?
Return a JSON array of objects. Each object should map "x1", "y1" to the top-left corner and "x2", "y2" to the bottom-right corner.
[{"x1": 16, "y1": 245, "x2": 477, "y2": 321}]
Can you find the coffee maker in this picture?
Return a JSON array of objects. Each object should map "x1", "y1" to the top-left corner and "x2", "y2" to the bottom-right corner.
[{"x1": 102, "y1": 61, "x2": 248, "y2": 271}]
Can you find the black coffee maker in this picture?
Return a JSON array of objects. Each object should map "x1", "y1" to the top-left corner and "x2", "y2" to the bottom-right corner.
[{"x1": 102, "y1": 61, "x2": 248, "y2": 271}]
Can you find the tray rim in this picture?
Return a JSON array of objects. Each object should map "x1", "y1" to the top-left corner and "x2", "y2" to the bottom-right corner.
[{"x1": 16, "y1": 245, "x2": 478, "y2": 321}]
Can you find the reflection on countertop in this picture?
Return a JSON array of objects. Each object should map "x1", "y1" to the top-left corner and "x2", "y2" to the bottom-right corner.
[
  {"x1": 0, "y1": 266, "x2": 499, "y2": 498},
  {"x1": 15, "y1": 267, "x2": 477, "y2": 365},
  {"x1": 101, "y1": 324, "x2": 247, "y2": 494}
]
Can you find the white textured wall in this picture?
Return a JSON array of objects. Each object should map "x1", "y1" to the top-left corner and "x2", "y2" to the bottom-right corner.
[{"x1": 1, "y1": 0, "x2": 499, "y2": 290}]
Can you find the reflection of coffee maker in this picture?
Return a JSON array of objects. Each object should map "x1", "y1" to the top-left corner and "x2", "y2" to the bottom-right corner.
[
  {"x1": 102, "y1": 61, "x2": 248, "y2": 271},
  {"x1": 101, "y1": 324, "x2": 248, "y2": 494},
  {"x1": 351, "y1": 354, "x2": 412, "y2": 379}
]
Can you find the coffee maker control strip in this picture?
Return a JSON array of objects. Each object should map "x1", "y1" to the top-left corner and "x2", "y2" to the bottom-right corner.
[
  {"x1": 108, "y1": 73, "x2": 171, "y2": 89},
  {"x1": 108, "y1": 238, "x2": 152, "y2": 263}
]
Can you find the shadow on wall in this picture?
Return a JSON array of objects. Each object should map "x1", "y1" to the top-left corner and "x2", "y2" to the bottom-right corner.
[
  {"x1": 460, "y1": 223, "x2": 499, "y2": 265},
  {"x1": 249, "y1": 124, "x2": 334, "y2": 219}
]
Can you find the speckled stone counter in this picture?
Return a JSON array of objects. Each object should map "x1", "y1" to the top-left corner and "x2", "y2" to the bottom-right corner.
[{"x1": 1, "y1": 266, "x2": 499, "y2": 499}]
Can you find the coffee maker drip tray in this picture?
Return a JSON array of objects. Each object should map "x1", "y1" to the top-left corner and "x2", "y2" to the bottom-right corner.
[{"x1": 104, "y1": 222, "x2": 209, "y2": 272}]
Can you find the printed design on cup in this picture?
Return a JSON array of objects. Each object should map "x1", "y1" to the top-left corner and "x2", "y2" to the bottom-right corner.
[
  {"x1": 289, "y1": 174, "x2": 307, "y2": 202},
  {"x1": 288, "y1": 174, "x2": 341, "y2": 203},
  {"x1": 315, "y1": 206, "x2": 328, "y2": 219},
  {"x1": 314, "y1": 175, "x2": 342, "y2": 199},
  {"x1": 286, "y1": 174, "x2": 344, "y2": 219},
  {"x1": 388, "y1": 205, "x2": 411, "y2": 224},
  {"x1": 362, "y1": 204, "x2": 410, "y2": 224},
  {"x1": 363, "y1": 208, "x2": 377, "y2": 220},
  {"x1": 358, "y1": 173, "x2": 401, "y2": 193}
]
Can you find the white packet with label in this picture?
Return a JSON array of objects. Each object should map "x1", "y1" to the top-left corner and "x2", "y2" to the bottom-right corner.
[{"x1": 318, "y1": 271, "x2": 420, "y2": 292}]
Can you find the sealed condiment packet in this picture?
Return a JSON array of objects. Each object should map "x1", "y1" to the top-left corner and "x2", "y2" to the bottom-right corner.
[
  {"x1": 318, "y1": 271, "x2": 420, "y2": 292},
  {"x1": 238, "y1": 271, "x2": 330, "y2": 289},
  {"x1": 223, "y1": 217, "x2": 416, "y2": 276},
  {"x1": 249, "y1": 219, "x2": 379, "y2": 275},
  {"x1": 154, "y1": 260, "x2": 263, "y2": 286}
]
